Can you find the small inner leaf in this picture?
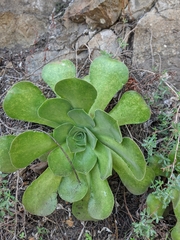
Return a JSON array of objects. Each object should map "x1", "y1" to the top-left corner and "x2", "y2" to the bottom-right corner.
[
  {"x1": 53, "y1": 123, "x2": 73, "y2": 145},
  {"x1": 67, "y1": 126, "x2": 87, "y2": 153},
  {"x1": 85, "y1": 128, "x2": 97, "y2": 150}
]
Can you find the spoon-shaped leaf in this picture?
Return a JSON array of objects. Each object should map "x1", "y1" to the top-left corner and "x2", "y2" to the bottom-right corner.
[
  {"x1": 41, "y1": 60, "x2": 76, "y2": 92},
  {"x1": 0, "y1": 135, "x2": 17, "y2": 173},
  {"x1": 38, "y1": 98, "x2": 73, "y2": 125},
  {"x1": 104, "y1": 137, "x2": 146, "y2": 180},
  {"x1": 22, "y1": 167, "x2": 61, "y2": 216},
  {"x1": 3, "y1": 81, "x2": 57, "y2": 128},
  {"x1": 89, "y1": 55, "x2": 129, "y2": 115},
  {"x1": 58, "y1": 172, "x2": 88, "y2": 202},
  {"x1": 55, "y1": 78, "x2": 97, "y2": 113},
  {"x1": 10, "y1": 131, "x2": 57, "y2": 168},
  {"x1": 109, "y1": 91, "x2": 151, "y2": 126},
  {"x1": 88, "y1": 164, "x2": 114, "y2": 220},
  {"x1": 113, "y1": 151, "x2": 155, "y2": 195}
]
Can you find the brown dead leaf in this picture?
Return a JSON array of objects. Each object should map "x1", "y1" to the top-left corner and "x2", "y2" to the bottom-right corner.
[
  {"x1": 65, "y1": 218, "x2": 74, "y2": 227},
  {"x1": 30, "y1": 161, "x2": 48, "y2": 174}
]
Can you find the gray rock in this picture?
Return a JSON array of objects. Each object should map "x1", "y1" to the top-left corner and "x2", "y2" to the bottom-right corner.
[
  {"x1": 0, "y1": 0, "x2": 57, "y2": 18},
  {"x1": 63, "y1": 0, "x2": 123, "y2": 30},
  {"x1": 0, "y1": 12, "x2": 46, "y2": 48},
  {"x1": 88, "y1": 29, "x2": 121, "y2": 59},
  {"x1": 156, "y1": 0, "x2": 180, "y2": 12},
  {"x1": 0, "y1": 0, "x2": 70, "y2": 48},
  {"x1": 132, "y1": 6, "x2": 180, "y2": 88},
  {"x1": 125, "y1": 0, "x2": 155, "y2": 20}
]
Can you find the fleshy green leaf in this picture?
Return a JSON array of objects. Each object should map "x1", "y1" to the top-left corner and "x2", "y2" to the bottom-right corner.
[
  {"x1": 89, "y1": 55, "x2": 129, "y2": 114},
  {"x1": 172, "y1": 188, "x2": 180, "y2": 222},
  {"x1": 48, "y1": 144, "x2": 73, "y2": 176},
  {"x1": 53, "y1": 123, "x2": 73, "y2": 145},
  {"x1": 67, "y1": 126, "x2": 87, "y2": 153},
  {"x1": 72, "y1": 190, "x2": 97, "y2": 221},
  {"x1": 91, "y1": 109, "x2": 122, "y2": 143},
  {"x1": 146, "y1": 193, "x2": 165, "y2": 218},
  {"x1": 41, "y1": 60, "x2": 76, "y2": 92},
  {"x1": 88, "y1": 164, "x2": 114, "y2": 220},
  {"x1": 105, "y1": 137, "x2": 146, "y2": 180},
  {"x1": 148, "y1": 155, "x2": 167, "y2": 177},
  {"x1": 113, "y1": 152, "x2": 155, "y2": 195},
  {"x1": 3, "y1": 81, "x2": 57, "y2": 128},
  {"x1": 72, "y1": 145, "x2": 97, "y2": 174},
  {"x1": 55, "y1": 78, "x2": 97, "y2": 113},
  {"x1": 95, "y1": 141, "x2": 112, "y2": 180},
  {"x1": 68, "y1": 109, "x2": 95, "y2": 127},
  {"x1": 83, "y1": 75, "x2": 90, "y2": 82},
  {"x1": 109, "y1": 91, "x2": 151, "y2": 125},
  {"x1": 10, "y1": 131, "x2": 57, "y2": 168},
  {"x1": 58, "y1": 172, "x2": 88, "y2": 202},
  {"x1": 85, "y1": 128, "x2": 97, "y2": 150},
  {"x1": 171, "y1": 221, "x2": 180, "y2": 240},
  {"x1": 22, "y1": 167, "x2": 61, "y2": 216},
  {"x1": 0, "y1": 135, "x2": 17, "y2": 173},
  {"x1": 38, "y1": 98, "x2": 73, "y2": 125}
]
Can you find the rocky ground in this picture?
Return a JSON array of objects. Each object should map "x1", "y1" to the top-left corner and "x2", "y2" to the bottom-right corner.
[{"x1": 0, "y1": 1, "x2": 180, "y2": 240}]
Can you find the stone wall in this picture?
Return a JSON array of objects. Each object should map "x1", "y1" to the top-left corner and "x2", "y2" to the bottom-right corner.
[{"x1": 0, "y1": 0, "x2": 179, "y2": 88}]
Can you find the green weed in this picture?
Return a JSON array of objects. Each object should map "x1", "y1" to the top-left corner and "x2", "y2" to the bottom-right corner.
[{"x1": 0, "y1": 172, "x2": 15, "y2": 222}]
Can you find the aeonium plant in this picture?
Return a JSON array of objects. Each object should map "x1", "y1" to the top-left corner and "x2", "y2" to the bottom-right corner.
[{"x1": 0, "y1": 55, "x2": 154, "y2": 221}]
